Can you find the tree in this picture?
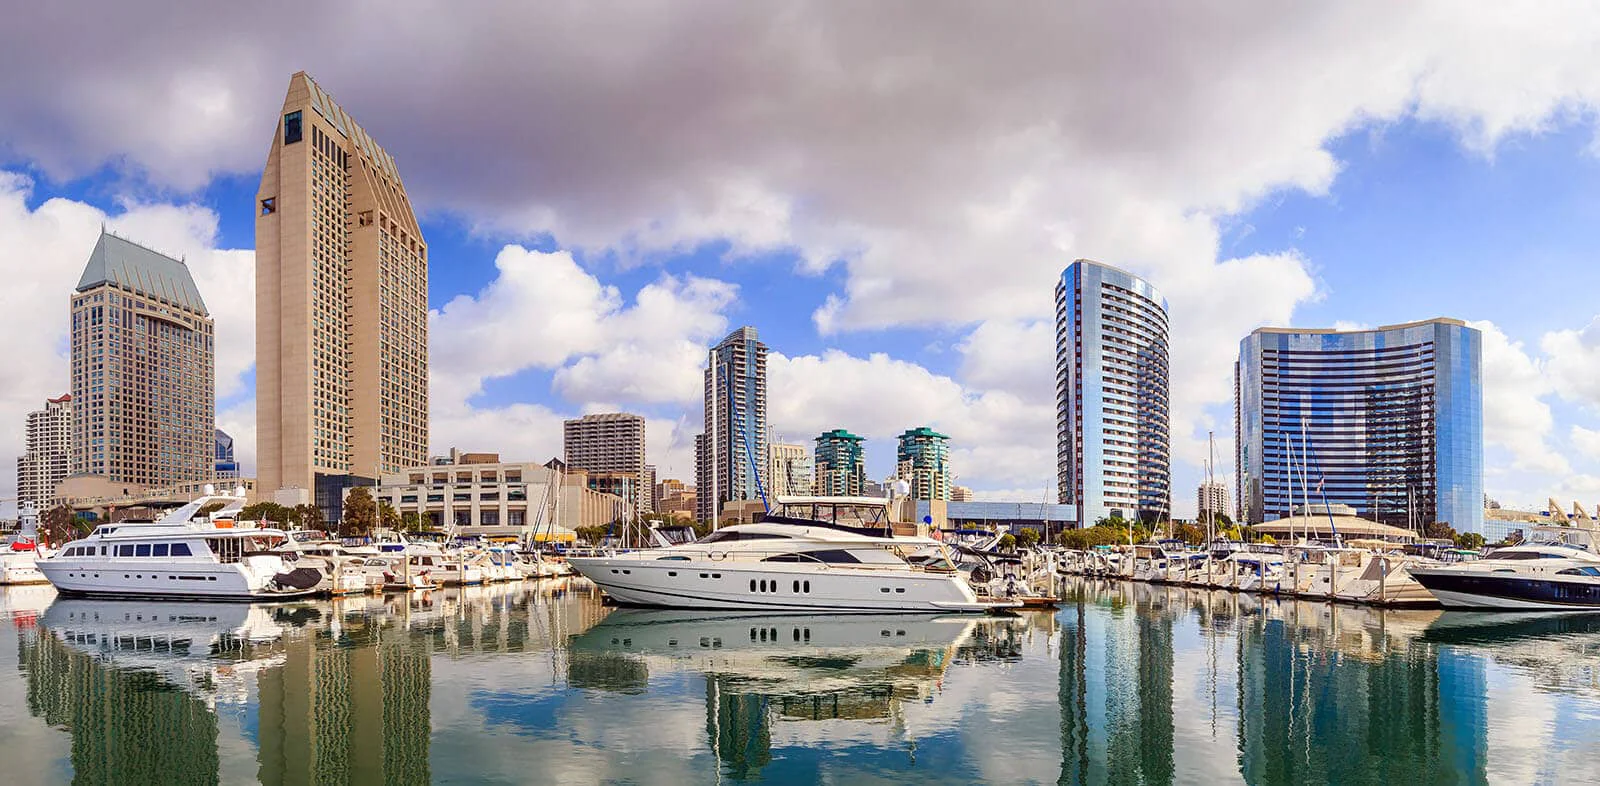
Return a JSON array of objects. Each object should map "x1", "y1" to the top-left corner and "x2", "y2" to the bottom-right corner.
[
  {"x1": 399, "y1": 511, "x2": 425, "y2": 532},
  {"x1": 1454, "y1": 531, "x2": 1485, "y2": 551},
  {"x1": 240, "y1": 502, "x2": 292, "y2": 525},
  {"x1": 1424, "y1": 521, "x2": 1458, "y2": 542},
  {"x1": 379, "y1": 501, "x2": 402, "y2": 532},
  {"x1": 1259, "y1": 534, "x2": 1277, "y2": 545},
  {"x1": 343, "y1": 487, "x2": 377, "y2": 536},
  {"x1": 998, "y1": 533, "x2": 1017, "y2": 551},
  {"x1": 41, "y1": 505, "x2": 80, "y2": 546},
  {"x1": 294, "y1": 504, "x2": 324, "y2": 533},
  {"x1": 1016, "y1": 528, "x2": 1041, "y2": 549},
  {"x1": 1171, "y1": 522, "x2": 1206, "y2": 546},
  {"x1": 575, "y1": 525, "x2": 609, "y2": 544}
]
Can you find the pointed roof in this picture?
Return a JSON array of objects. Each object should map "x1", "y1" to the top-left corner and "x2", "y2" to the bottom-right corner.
[{"x1": 76, "y1": 231, "x2": 208, "y2": 315}]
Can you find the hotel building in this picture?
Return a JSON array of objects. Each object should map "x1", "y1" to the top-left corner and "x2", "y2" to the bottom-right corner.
[
  {"x1": 1235, "y1": 318, "x2": 1484, "y2": 533},
  {"x1": 563, "y1": 413, "x2": 649, "y2": 514},
  {"x1": 72, "y1": 231, "x2": 215, "y2": 488},
  {"x1": 376, "y1": 451, "x2": 628, "y2": 537},
  {"x1": 1055, "y1": 260, "x2": 1171, "y2": 524},
  {"x1": 814, "y1": 429, "x2": 866, "y2": 497},
  {"x1": 256, "y1": 72, "x2": 429, "y2": 519},
  {"x1": 896, "y1": 426, "x2": 952, "y2": 501},
  {"x1": 695, "y1": 327, "x2": 769, "y2": 521},
  {"x1": 16, "y1": 394, "x2": 72, "y2": 509}
]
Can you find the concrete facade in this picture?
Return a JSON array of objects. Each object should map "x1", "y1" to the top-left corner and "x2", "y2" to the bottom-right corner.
[
  {"x1": 1196, "y1": 480, "x2": 1229, "y2": 521},
  {"x1": 256, "y1": 72, "x2": 429, "y2": 509},
  {"x1": 563, "y1": 413, "x2": 649, "y2": 514},
  {"x1": 377, "y1": 456, "x2": 626, "y2": 538},
  {"x1": 696, "y1": 327, "x2": 769, "y2": 521},
  {"x1": 72, "y1": 232, "x2": 214, "y2": 489},
  {"x1": 767, "y1": 441, "x2": 811, "y2": 498},
  {"x1": 17, "y1": 394, "x2": 72, "y2": 509}
]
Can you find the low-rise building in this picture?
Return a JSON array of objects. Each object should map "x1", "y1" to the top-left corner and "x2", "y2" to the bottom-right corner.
[{"x1": 376, "y1": 453, "x2": 627, "y2": 538}]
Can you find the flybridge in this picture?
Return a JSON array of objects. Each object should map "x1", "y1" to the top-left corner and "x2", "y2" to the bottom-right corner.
[{"x1": 301, "y1": 73, "x2": 402, "y2": 182}]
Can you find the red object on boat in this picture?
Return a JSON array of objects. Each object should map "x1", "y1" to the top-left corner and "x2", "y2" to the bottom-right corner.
[{"x1": 9, "y1": 539, "x2": 35, "y2": 552}]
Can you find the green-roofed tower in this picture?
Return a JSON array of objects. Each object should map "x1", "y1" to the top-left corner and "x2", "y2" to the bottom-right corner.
[
  {"x1": 896, "y1": 426, "x2": 952, "y2": 501},
  {"x1": 813, "y1": 429, "x2": 866, "y2": 497}
]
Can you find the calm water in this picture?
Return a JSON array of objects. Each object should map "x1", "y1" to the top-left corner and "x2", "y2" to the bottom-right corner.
[{"x1": 3, "y1": 578, "x2": 1600, "y2": 784}]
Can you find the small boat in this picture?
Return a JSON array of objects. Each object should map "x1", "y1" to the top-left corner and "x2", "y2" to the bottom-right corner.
[{"x1": 0, "y1": 504, "x2": 51, "y2": 585}]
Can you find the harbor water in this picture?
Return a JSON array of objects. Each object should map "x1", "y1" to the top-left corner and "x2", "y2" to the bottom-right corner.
[{"x1": 2, "y1": 577, "x2": 1599, "y2": 784}]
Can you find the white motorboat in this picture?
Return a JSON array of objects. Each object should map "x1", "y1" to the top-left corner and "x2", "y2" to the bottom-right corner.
[
  {"x1": 0, "y1": 504, "x2": 51, "y2": 585},
  {"x1": 1410, "y1": 531, "x2": 1600, "y2": 610},
  {"x1": 567, "y1": 496, "x2": 1017, "y2": 613},
  {"x1": 36, "y1": 487, "x2": 322, "y2": 601}
]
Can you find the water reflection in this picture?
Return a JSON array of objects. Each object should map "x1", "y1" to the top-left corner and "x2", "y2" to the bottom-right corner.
[{"x1": 7, "y1": 578, "x2": 1600, "y2": 783}]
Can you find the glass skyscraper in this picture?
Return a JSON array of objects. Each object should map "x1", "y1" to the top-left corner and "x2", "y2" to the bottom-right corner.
[
  {"x1": 1235, "y1": 318, "x2": 1483, "y2": 533},
  {"x1": 1055, "y1": 260, "x2": 1171, "y2": 524},
  {"x1": 696, "y1": 326, "x2": 769, "y2": 521}
]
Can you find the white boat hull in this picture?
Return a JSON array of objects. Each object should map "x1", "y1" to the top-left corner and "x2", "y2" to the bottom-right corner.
[
  {"x1": 0, "y1": 552, "x2": 50, "y2": 585},
  {"x1": 569, "y1": 556, "x2": 1007, "y2": 613},
  {"x1": 38, "y1": 555, "x2": 316, "y2": 600}
]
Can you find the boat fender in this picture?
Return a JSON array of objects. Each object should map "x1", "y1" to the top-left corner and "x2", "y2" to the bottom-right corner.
[{"x1": 709, "y1": 551, "x2": 727, "y2": 561}]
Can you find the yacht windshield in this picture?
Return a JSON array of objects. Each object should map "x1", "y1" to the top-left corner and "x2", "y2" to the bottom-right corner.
[{"x1": 774, "y1": 502, "x2": 888, "y2": 528}]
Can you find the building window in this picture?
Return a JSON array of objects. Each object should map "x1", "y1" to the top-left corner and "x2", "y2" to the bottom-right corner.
[
  {"x1": 284, "y1": 111, "x2": 303, "y2": 145},
  {"x1": 260, "y1": 197, "x2": 276, "y2": 216},
  {"x1": 481, "y1": 511, "x2": 499, "y2": 526}
]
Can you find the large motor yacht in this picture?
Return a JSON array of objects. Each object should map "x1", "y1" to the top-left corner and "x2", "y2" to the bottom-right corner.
[
  {"x1": 37, "y1": 487, "x2": 323, "y2": 601},
  {"x1": 1410, "y1": 528, "x2": 1600, "y2": 610},
  {"x1": 566, "y1": 496, "x2": 1015, "y2": 613}
]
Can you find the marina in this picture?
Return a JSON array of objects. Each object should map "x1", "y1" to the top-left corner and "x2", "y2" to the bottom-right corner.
[{"x1": 0, "y1": 577, "x2": 1597, "y2": 783}]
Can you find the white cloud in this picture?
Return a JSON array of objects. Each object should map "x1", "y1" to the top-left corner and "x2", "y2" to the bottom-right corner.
[
  {"x1": 1571, "y1": 426, "x2": 1600, "y2": 463},
  {"x1": 0, "y1": 173, "x2": 253, "y2": 505},
  {"x1": 1474, "y1": 320, "x2": 1567, "y2": 475}
]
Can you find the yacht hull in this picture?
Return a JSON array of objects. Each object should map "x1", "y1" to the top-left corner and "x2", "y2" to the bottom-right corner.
[
  {"x1": 1412, "y1": 570, "x2": 1600, "y2": 610},
  {"x1": 569, "y1": 557, "x2": 1008, "y2": 613},
  {"x1": 0, "y1": 553, "x2": 49, "y2": 585},
  {"x1": 39, "y1": 558, "x2": 318, "y2": 601}
]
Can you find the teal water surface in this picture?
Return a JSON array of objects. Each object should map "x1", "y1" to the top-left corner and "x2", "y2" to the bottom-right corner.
[{"x1": 1, "y1": 577, "x2": 1598, "y2": 784}]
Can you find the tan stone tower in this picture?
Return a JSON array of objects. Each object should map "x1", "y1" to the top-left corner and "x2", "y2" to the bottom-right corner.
[{"x1": 256, "y1": 72, "x2": 428, "y2": 511}]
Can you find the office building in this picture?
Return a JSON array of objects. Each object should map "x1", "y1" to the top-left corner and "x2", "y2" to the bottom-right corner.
[
  {"x1": 16, "y1": 394, "x2": 72, "y2": 509},
  {"x1": 896, "y1": 426, "x2": 952, "y2": 500},
  {"x1": 256, "y1": 72, "x2": 429, "y2": 520},
  {"x1": 563, "y1": 412, "x2": 648, "y2": 514},
  {"x1": 814, "y1": 429, "x2": 866, "y2": 497},
  {"x1": 1196, "y1": 480, "x2": 1228, "y2": 521},
  {"x1": 1235, "y1": 318, "x2": 1484, "y2": 533},
  {"x1": 696, "y1": 327, "x2": 769, "y2": 521},
  {"x1": 768, "y1": 440, "x2": 811, "y2": 498},
  {"x1": 1055, "y1": 259, "x2": 1171, "y2": 524},
  {"x1": 72, "y1": 231, "x2": 215, "y2": 488},
  {"x1": 376, "y1": 452, "x2": 627, "y2": 537},
  {"x1": 215, "y1": 428, "x2": 239, "y2": 480}
]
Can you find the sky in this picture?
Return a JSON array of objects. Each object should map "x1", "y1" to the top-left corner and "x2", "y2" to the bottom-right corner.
[{"x1": 5, "y1": 2, "x2": 1600, "y2": 517}]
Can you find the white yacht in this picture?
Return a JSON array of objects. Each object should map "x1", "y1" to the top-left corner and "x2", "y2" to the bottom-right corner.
[
  {"x1": 566, "y1": 496, "x2": 1015, "y2": 613},
  {"x1": 1410, "y1": 529, "x2": 1600, "y2": 610},
  {"x1": 0, "y1": 504, "x2": 51, "y2": 585},
  {"x1": 36, "y1": 487, "x2": 323, "y2": 601}
]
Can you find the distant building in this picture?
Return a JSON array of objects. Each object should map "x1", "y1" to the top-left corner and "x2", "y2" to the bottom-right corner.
[
  {"x1": 73, "y1": 231, "x2": 214, "y2": 488},
  {"x1": 215, "y1": 429, "x2": 240, "y2": 481},
  {"x1": 1236, "y1": 318, "x2": 1484, "y2": 534},
  {"x1": 256, "y1": 72, "x2": 430, "y2": 520},
  {"x1": 768, "y1": 441, "x2": 811, "y2": 498},
  {"x1": 377, "y1": 453, "x2": 627, "y2": 537},
  {"x1": 814, "y1": 429, "x2": 866, "y2": 497},
  {"x1": 1196, "y1": 480, "x2": 1228, "y2": 521},
  {"x1": 896, "y1": 427, "x2": 952, "y2": 501},
  {"x1": 696, "y1": 327, "x2": 769, "y2": 520},
  {"x1": 1056, "y1": 259, "x2": 1171, "y2": 525},
  {"x1": 951, "y1": 485, "x2": 975, "y2": 502},
  {"x1": 17, "y1": 394, "x2": 72, "y2": 509},
  {"x1": 563, "y1": 412, "x2": 649, "y2": 514},
  {"x1": 916, "y1": 499, "x2": 1078, "y2": 539},
  {"x1": 643, "y1": 464, "x2": 657, "y2": 512}
]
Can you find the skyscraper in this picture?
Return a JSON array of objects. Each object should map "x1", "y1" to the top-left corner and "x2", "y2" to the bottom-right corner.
[
  {"x1": 16, "y1": 394, "x2": 72, "y2": 509},
  {"x1": 215, "y1": 428, "x2": 239, "y2": 481},
  {"x1": 71, "y1": 231, "x2": 214, "y2": 487},
  {"x1": 767, "y1": 440, "x2": 811, "y2": 498},
  {"x1": 256, "y1": 72, "x2": 429, "y2": 517},
  {"x1": 1055, "y1": 259, "x2": 1171, "y2": 524},
  {"x1": 564, "y1": 413, "x2": 649, "y2": 514},
  {"x1": 696, "y1": 327, "x2": 769, "y2": 521},
  {"x1": 896, "y1": 426, "x2": 952, "y2": 501},
  {"x1": 813, "y1": 429, "x2": 866, "y2": 497},
  {"x1": 1196, "y1": 480, "x2": 1228, "y2": 521},
  {"x1": 1235, "y1": 318, "x2": 1484, "y2": 533}
]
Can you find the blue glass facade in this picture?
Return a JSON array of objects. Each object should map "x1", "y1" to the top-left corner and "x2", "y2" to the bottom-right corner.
[
  {"x1": 1235, "y1": 319, "x2": 1484, "y2": 533},
  {"x1": 1056, "y1": 260, "x2": 1171, "y2": 525}
]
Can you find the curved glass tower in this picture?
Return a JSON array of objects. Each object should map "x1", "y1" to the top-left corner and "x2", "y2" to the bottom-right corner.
[
  {"x1": 1235, "y1": 318, "x2": 1483, "y2": 533},
  {"x1": 1056, "y1": 260, "x2": 1171, "y2": 524}
]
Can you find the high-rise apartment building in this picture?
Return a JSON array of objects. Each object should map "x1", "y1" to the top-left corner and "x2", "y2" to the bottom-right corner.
[
  {"x1": 696, "y1": 327, "x2": 769, "y2": 521},
  {"x1": 896, "y1": 426, "x2": 952, "y2": 501},
  {"x1": 767, "y1": 440, "x2": 811, "y2": 498},
  {"x1": 1236, "y1": 318, "x2": 1484, "y2": 533},
  {"x1": 71, "y1": 232, "x2": 214, "y2": 487},
  {"x1": 1196, "y1": 480, "x2": 1229, "y2": 522},
  {"x1": 16, "y1": 394, "x2": 72, "y2": 509},
  {"x1": 564, "y1": 413, "x2": 649, "y2": 514},
  {"x1": 256, "y1": 72, "x2": 429, "y2": 518},
  {"x1": 1056, "y1": 259, "x2": 1171, "y2": 524},
  {"x1": 813, "y1": 429, "x2": 866, "y2": 497}
]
